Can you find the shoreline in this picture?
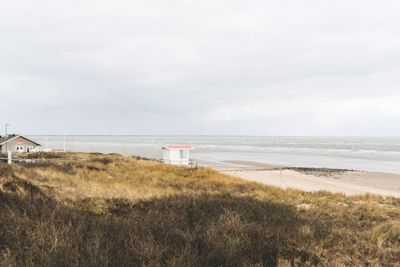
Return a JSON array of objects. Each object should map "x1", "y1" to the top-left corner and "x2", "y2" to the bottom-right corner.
[{"x1": 201, "y1": 160, "x2": 400, "y2": 197}]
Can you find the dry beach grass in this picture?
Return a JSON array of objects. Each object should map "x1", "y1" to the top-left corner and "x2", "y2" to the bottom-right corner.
[{"x1": 0, "y1": 153, "x2": 400, "y2": 266}]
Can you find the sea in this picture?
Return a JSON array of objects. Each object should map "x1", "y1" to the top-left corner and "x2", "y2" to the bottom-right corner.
[{"x1": 30, "y1": 136, "x2": 400, "y2": 174}]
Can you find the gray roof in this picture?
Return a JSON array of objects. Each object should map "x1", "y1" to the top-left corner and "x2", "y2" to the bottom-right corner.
[
  {"x1": 0, "y1": 135, "x2": 17, "y2": 145},
  {"x1": 0, "y1": 135, "x2": 41, "y2": 146}
]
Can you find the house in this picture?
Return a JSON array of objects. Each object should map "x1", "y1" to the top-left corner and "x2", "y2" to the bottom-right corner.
[
  {"x1": 162, "y1": 145, "x2": 193, "y2": 165},
  {"x1": 0, "y1": 134, "x2": 41, "y2": 154}
]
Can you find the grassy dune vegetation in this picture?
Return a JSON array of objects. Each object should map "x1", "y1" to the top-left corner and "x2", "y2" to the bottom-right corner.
[{"x1": 1, "y1": 153, "x2": 400, "y2": 266}]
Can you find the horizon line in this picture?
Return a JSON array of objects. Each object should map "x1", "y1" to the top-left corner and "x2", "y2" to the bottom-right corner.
[{"x1": 24, "y1": 134, "x2": 400, "y2": 138}]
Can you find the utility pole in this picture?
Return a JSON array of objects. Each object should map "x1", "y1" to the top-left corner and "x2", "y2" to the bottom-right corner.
[
  {"x1": 5, "y1": 123, "x2": 10, "y2": 153},
  {"x1": 63, "y1": 133, "x2": 66, "y2": 152},
  {"x1": 45, "y1": 134, "x2": 48, "y2": 150}
]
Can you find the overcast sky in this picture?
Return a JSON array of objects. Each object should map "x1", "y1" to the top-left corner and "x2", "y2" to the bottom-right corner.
[{"x1": 1, "y1": 0, "x2": 399, "y2": 136}]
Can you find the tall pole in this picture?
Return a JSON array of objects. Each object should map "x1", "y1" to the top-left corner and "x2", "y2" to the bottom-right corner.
[
  {"x1": 63, "y1": 133, "x2": 66, "y2": 152},
  {"x1": 5, "y1": 123, "x2": 10, "y2": 153}
]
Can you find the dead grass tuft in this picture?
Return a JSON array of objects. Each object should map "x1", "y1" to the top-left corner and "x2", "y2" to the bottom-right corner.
[{"x1": 371, "y1": 220, "x2": 400, "y2": 248}]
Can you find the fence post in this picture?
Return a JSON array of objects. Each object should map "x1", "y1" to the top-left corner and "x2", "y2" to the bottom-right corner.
[{"x1": 7, "y1": 151, "x2": 12, "y2": 165}]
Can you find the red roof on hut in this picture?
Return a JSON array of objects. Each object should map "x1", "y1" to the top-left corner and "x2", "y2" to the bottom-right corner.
[{"x1": 162, "y1": 145, "x2": 193, "y2": 150}]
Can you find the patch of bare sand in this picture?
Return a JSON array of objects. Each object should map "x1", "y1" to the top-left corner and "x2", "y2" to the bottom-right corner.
[
  {"x1": 223, "y1": 160, "x2": 282, "y2": 169},
  {"x1": 219, "y1": 161, "x2": 400, "y2": 197}
]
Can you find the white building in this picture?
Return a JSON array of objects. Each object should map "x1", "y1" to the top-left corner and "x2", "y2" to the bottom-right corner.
[
  {"x1": 162, "y1": 145, "x2": 193, "y2": 165},
  {"x1": 0, "y1": 135, "x2": 41, "y2": 154}
]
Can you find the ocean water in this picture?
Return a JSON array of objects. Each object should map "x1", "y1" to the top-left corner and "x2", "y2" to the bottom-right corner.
[{"x1": 30, "y1": 136, "x2": 400, "y2": 174}]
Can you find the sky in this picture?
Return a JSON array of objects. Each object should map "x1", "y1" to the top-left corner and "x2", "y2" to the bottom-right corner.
[{"x1": 1, "y1": 0, "x2": 400, "y2": 136}]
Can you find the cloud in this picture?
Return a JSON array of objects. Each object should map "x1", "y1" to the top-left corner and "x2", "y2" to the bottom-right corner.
[{"x1": 0, "y1": 0, "x2": 399, "y2": 135}]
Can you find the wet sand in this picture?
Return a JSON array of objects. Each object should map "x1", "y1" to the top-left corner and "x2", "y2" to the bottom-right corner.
[{"x1": 202, "y1": 160, "x2": 400, "y2": 197}]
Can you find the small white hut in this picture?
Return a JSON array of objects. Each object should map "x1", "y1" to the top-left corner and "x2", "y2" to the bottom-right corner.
[{"x1": 162, "y1": 145, "x2": 193, "y2": 165}]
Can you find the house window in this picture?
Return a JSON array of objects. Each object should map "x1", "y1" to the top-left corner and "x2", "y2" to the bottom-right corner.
[{"x1": 180, "y1": 150, "x2": 185, "y2": 159}]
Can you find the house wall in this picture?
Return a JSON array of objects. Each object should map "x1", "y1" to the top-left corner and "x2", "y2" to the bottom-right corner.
[
  {"x1": 163, "y1": 149, "x2": 190, "y2": 165},
  {"x1": 0, "y1": 137, "x2": 39, "y2": 153},
  {"x1": 163, "y1": 150, "x2": 170, "y2": 160}
]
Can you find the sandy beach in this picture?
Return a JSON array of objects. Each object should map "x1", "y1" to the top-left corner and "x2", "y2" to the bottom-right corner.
[{"x1": 202, "y1": 160, "x2": 400, "y2": 197}]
